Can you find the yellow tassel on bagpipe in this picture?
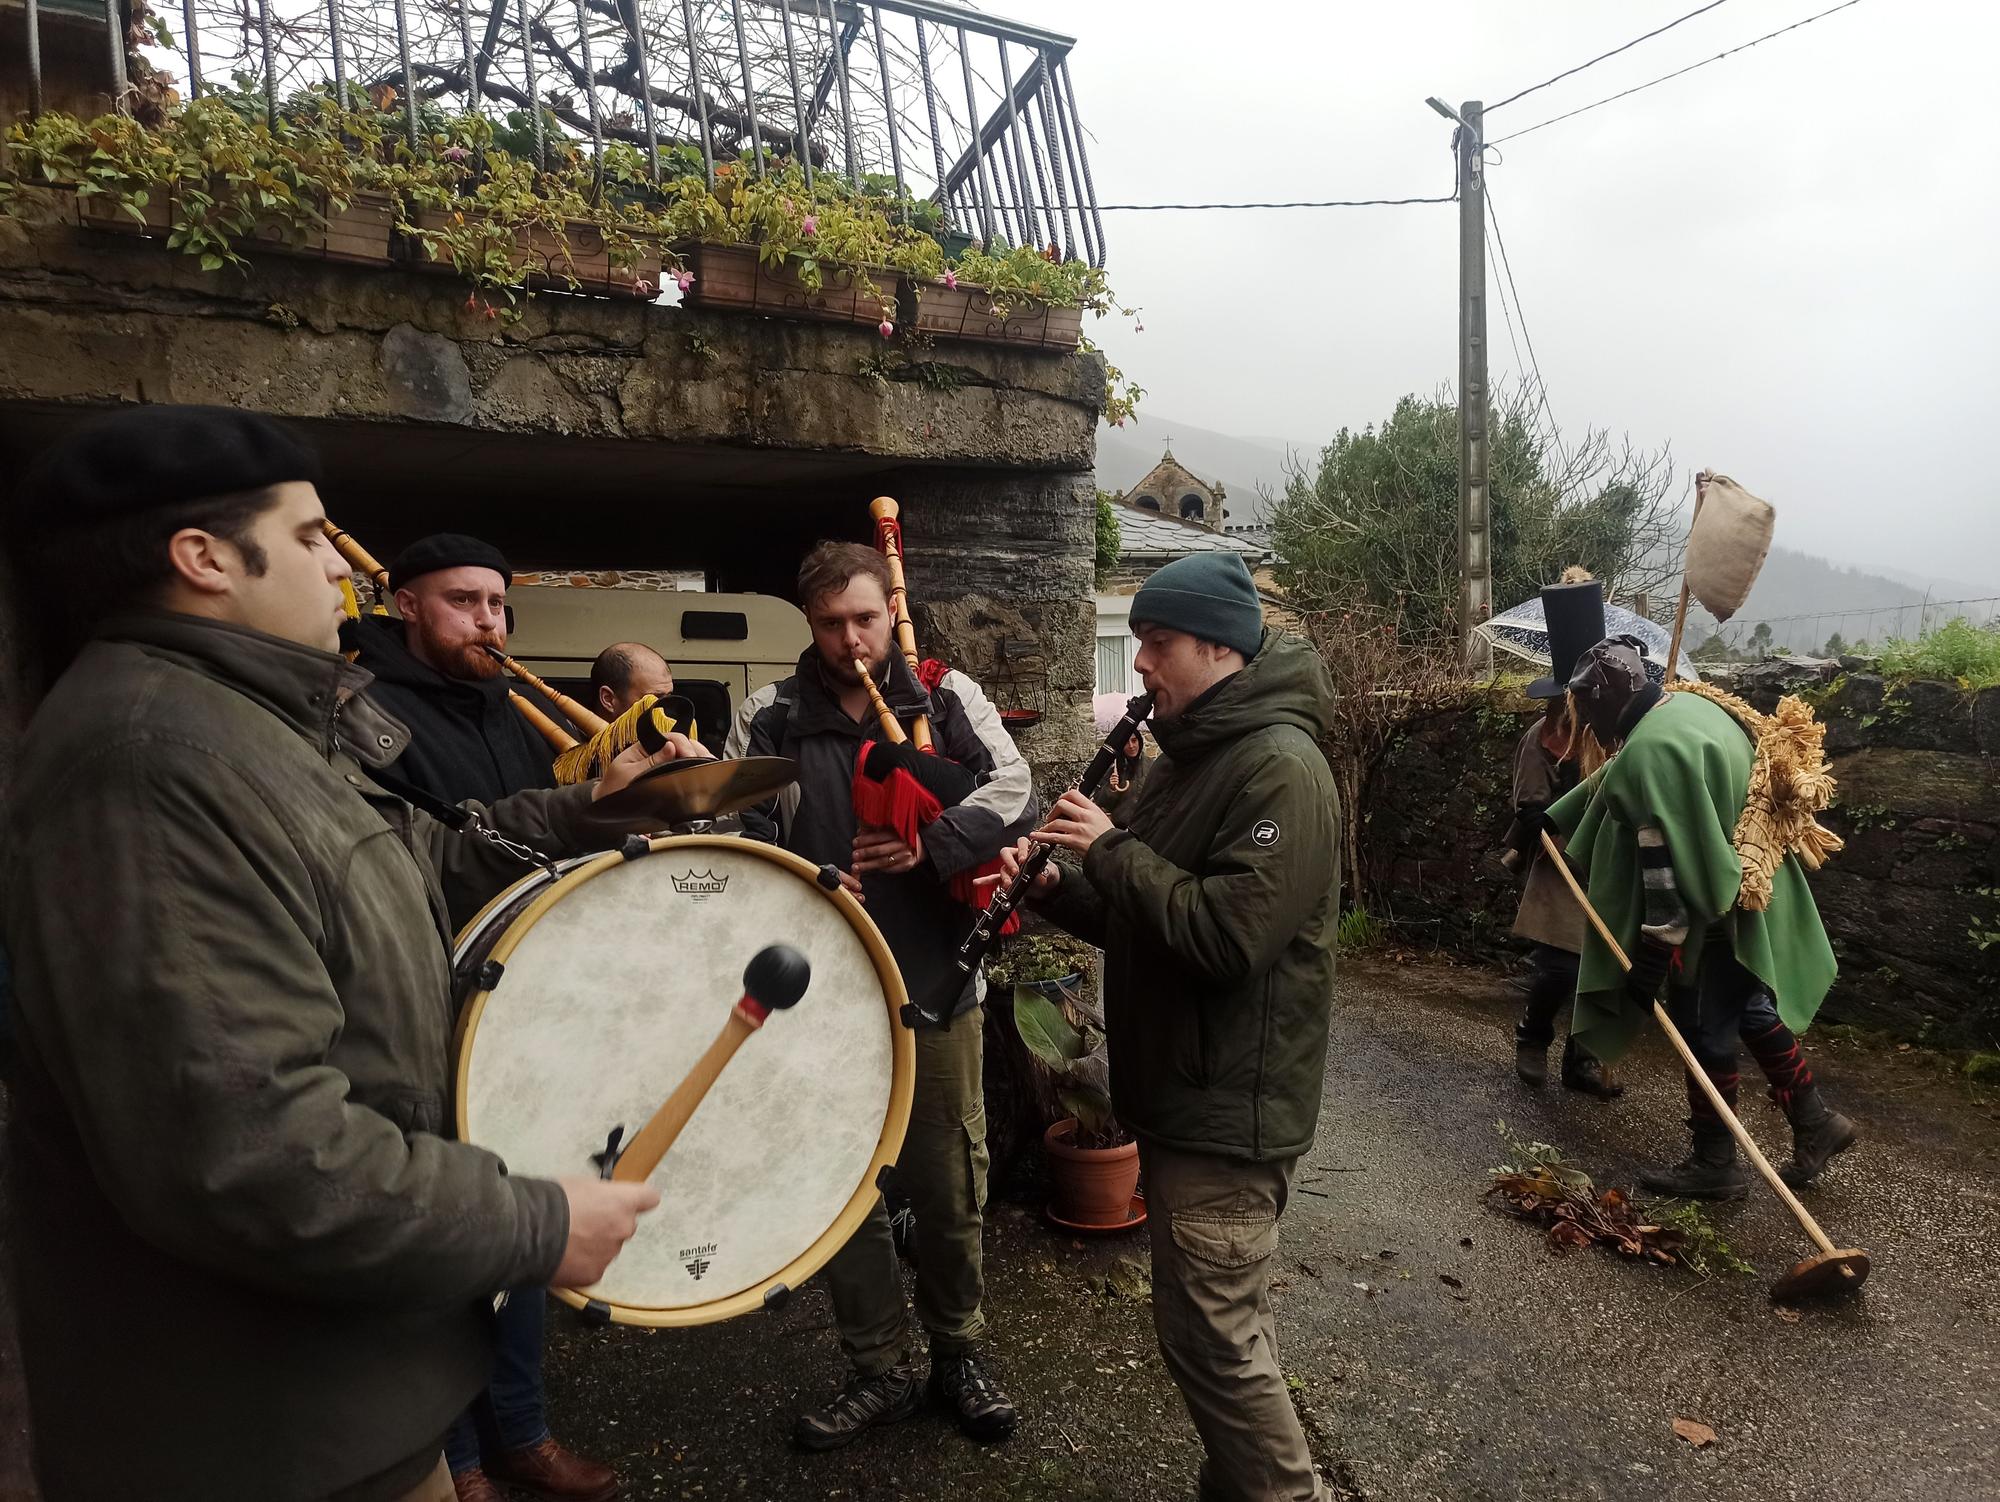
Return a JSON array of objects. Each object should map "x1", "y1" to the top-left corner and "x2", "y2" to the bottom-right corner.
[{"x1": 549, "y1": 694, "x2": 697, "y2": 784}]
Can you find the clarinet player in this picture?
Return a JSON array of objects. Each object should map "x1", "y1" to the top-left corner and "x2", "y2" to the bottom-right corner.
[{"x1": 991, "y1": 552, "x2": 1342, "y2": 1502}]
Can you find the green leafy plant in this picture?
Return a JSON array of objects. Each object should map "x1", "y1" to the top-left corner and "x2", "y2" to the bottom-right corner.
[
  {"x1": 1012, "y1": 984, "x2": 1125, "y2": 1147},
  {"x1": 1876, "y1": 618, "x2": 2000, "y2": 690},
  {"x1": 1336, "y1": 905, "x2": 1386, "y2": 953},
  {"x1": 1643, "y1": 1200, "x2": 1755, "y2": 1279},
  {"x1": 1094, "y1": 490, "x2": 1121, "y2": 584},
  {"x1": 986, "y1": 932, "x2": 1090, "y2": 989}
]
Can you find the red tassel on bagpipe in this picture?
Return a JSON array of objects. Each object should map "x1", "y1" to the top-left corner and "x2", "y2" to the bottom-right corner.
[{"x1": 849, "y1": 740, "x2": 1020, "y2": 935}]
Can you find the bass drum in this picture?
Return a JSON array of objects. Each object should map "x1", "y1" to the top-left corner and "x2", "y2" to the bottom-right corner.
[{"x1": 452, "y1": 836, "x2": 914, "y2": 1327}]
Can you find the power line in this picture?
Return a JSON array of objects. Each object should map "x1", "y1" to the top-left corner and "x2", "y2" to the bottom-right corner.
[
  {"x1": 1483, "y1": 184, "x2": 1567, "y2": 469},
  {"x1": 1488, "y1": 0, "x2": 1869, "y2": 146},
  {"x1": 1086, "y1": 193, "x2": 1455, "y2": 211},
  {"x1": 1487, "y1": 0, "x2": 1735, "y2": 114}
]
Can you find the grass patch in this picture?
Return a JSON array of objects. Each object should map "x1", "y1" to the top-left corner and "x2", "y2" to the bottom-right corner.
[
  {"x1": 1336, "y1": 906, "x2": 1387, "y2": 954},
  {"x1": 1876, "y1": 618, "x2": 2000, "y2": 690}
]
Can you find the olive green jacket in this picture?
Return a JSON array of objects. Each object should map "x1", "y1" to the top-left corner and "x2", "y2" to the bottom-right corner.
[
  {"x1": 3, "y1": 612, "x2": 596, "y2": 1502},
  {"x1": 1037, "y1": 634, "x2": 1340, "y2": 1160}
]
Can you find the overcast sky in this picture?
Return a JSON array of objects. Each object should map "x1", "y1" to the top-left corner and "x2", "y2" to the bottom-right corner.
[{"x1": 993, "y1": 0, "x2": 1996, "y2": 589}]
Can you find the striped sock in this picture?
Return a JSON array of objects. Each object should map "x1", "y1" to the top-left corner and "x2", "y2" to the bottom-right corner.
[{"x1": 1743, "y1": 1019, "x2": 1814, "y2": 1111}]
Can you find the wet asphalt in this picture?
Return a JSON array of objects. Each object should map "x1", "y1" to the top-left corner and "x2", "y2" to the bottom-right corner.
[{"x1": 534, "y1": 956, "x2": 2000, "y2": 1502}]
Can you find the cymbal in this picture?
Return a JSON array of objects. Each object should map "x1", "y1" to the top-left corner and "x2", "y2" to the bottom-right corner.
[{"x1": 582, "y1": 755, "x2": 798, "y2": 829}]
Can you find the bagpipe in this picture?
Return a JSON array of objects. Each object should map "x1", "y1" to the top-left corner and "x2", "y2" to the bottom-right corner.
[{"x1": 321, "y1": 520, "x2": 693, "y2": 783}]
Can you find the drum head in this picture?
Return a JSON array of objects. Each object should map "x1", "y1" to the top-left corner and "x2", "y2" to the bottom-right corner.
[{"x1": 454, "y1": 837, "x2": 913, "y2": 1327}]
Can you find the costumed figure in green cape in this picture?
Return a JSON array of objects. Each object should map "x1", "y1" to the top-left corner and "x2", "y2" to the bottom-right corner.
[{"x1": 1546, "y1": 636, "x2": 1859, "y2": 1199}]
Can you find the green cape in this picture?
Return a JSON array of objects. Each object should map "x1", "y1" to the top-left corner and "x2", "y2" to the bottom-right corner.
[{"x1": 1546, "y1": 693, "x2": 1838, "y2": 1062}]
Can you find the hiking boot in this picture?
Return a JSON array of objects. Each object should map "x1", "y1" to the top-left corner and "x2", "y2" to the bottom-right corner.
[
  {"x1": 1560, "y1": 1041, "x2": 1625, "y2": 1101},
  {"x1": 793, "y1": 1363, "x2": 923, "y2": 1452},
  {"x1": 1514, "y1": 1041, "x2": 1549, "y2": 1087},
  {"x1": 1779, "y1": 1084, "x2": 1858, "y2": 1188},
  {"x1": 1639, "y1": 1124, "x2": 1750, "y2": 1200},
  {"x1": 929, "y1": 1351, "x2": 1018, "y2": 1442}
]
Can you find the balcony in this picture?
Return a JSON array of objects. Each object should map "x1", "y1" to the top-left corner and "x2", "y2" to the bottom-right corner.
[{"x1": 12, "y1": 0, "x2": 1106, "y2": 267}]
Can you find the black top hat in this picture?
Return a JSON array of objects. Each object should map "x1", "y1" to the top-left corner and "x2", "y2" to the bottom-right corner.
[{"x1": 1527, "y1": 579, "x2": 1607, "y2": 699}]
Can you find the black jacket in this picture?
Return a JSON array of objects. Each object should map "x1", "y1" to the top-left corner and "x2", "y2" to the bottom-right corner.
[
  {"x1": 348, "y1": 614, "x2": 557, "y2": 804},
  {"x1": 726, "y1": 649, "x2": 1035, "y2": 1022}
]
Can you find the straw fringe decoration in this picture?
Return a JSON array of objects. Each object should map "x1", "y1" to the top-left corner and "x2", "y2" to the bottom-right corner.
[
  {"x1": 552, "y1": 694, "x2": 664, "y2": 785},
  {"x1": 1672, "y1": 680, "x2": 1845, "y2": 910}
]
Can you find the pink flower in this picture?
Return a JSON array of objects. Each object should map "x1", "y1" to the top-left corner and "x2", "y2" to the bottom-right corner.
[
  {"x1": 878, "y1": 319, "x2": 895, "y2": 338},
  {"x1": 632, "y1": 277, "x2": 654, "y2": 295},
  {"x1": 801, "y1": 214, "x2": 817, "y2": 236},
  {"x1": 443, "y1": 146, "x2": 470, "y2": 163},
  {"x1": 464, "y1": 292, "x2": 477, "y2": 310},
  {"x1": 1135, "y1": 321, "x2": 1146, "y2": 333},
  {"x1": 943, "y1": 270, "x2": 957, "y2": 290},
  {"x1": 675, "y1": 270, "x2": 695, "y2": 292}
]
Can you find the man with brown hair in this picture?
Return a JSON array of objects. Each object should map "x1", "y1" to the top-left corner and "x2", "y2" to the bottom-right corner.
[{"x1": 727, "y1": 540, "x2": 1034, "y2": 1451}]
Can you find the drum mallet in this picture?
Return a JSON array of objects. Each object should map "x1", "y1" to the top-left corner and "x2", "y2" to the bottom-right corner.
[
  {"x1": 599, "y1": 946, "x2": 810, "y2": 1184},
  {"x1": 1540, "y1": 831, "x2": 1870, "y2": 1302}
]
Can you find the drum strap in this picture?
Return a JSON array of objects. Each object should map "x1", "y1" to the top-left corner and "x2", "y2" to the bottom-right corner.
[{"x1": 367, "y1": 765, "x2": 561, "y2": 879}]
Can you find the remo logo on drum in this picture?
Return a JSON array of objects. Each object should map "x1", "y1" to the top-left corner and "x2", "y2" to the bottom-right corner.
[{"x1": 671, "y1": 869, "x2": 730, "y2": 898}]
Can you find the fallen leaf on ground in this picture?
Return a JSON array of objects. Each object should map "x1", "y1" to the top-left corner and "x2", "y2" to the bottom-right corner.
[
  {"x1": 1438, "y1": 1274, "x2": 1464, "y2": 1290},
  {"x1": 1673, "y1": 1418, "x2": 1718, "y2": 1449},
  {"x1": 1773, "y1": 1306, "x2": 1803, "y2": 1324}
]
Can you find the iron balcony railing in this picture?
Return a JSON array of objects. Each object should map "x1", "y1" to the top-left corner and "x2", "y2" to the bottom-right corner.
[{"x1": 16, "y1": 0, "x2": 1106, "y2": 265}]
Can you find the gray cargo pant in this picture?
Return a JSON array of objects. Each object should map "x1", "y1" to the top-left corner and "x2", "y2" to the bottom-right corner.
[
  {"x1": 820, "y1": 1008, "x2": 989, "y2": 1373},
  {"x1": 1142, "y1": 1140, "x2": 1331, "y2": 1502}
]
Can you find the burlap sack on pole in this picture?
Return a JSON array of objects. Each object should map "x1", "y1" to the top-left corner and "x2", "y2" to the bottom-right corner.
[{"x1": 1685, "y1": 472, "x2": 1775, "y2": 622}]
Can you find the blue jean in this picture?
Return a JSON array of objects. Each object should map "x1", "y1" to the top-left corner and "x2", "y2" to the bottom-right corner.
[{"x1": 445, "y1": 1290, "x2": 550, "y2": 1474}]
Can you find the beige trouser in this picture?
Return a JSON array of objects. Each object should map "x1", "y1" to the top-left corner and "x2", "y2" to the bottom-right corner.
[
  {"x1": 1141, "y1": 1140, "x2": 1331, "y2": 1502},
  {"x1": 820, "y1": 1008, "x2": 989, "y2": 1373}
]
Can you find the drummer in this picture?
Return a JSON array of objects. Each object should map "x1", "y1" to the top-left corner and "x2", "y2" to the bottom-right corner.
[
  {"x1": 0, "y1": 405, "x2": 663, "y2": 1502},
  {"x1": 590, "y1": 640, "x2": 675, "y2": 720}
]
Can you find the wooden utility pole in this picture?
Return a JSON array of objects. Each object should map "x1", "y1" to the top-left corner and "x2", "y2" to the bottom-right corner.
[{"x1": 1455, "y1": 100, "x2": 1492, "y2": 671}]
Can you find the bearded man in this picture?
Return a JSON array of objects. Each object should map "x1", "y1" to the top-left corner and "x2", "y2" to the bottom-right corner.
[{"x1": 348, "y1": 534, "x2": 558, "y2": 804}]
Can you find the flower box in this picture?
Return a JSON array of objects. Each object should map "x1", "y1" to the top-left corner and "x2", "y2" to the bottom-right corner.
[
  {"x1": 905, "y1": 278, "x2": 1082, "y2": 351},
  {"x1": 248, "y1": 191, "x2": 396, "y2": 266},
  {"x1": 73, "y1": 191, "x2": 170, "y2": 237},
  {"x1": 402, "y1": 207, "x2": 663, "y2": 298},
  {"x1": 676, "y1": 241, "x2": 897, "y2": 329}
]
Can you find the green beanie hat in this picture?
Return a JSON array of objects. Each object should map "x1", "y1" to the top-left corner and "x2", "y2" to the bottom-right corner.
[{"x1": 1129, "y1": 552, "x2": 1265, "y2": 659}]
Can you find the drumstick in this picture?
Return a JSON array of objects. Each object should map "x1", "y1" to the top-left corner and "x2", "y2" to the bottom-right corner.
[
  {"x1": 856, "y1": 658, "x2": 909, "y2": 746},
  {"x1": 609, "y1": 946, "x2": 811, "y2": 1184}
]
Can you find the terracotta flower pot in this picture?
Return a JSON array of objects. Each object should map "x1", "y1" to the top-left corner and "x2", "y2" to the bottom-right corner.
[
  {"x1": 402, "y1": 208, "x2": 662, "y2": 298},
  {"x1": 677, "y1": 241, "x2": 897, "y2": 328},
  {"x1": 1043, "y1": 1117, "x2": 1140, "y2": 1229},
  {"x1": 73, "y1": 191, "x2": 170, "y2": 237},
  {"x1": 249, "y1": 191, "x2": 395, "y2": 265},
  {"x1": 904, "y1": 278, "x2": 1083, "y2": 351}
]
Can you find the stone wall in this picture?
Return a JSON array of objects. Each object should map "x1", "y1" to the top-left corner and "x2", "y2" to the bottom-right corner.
[{"x1": 1361, "y1": 666, "x2": 2000, "y2": 1043}]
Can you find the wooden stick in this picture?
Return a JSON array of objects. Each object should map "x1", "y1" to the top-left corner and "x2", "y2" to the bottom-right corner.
[
  {"x1": 509, "y1": 690, "x2": 580, "y2": 753},
  {"x1": 1538, "y1": 831, "x2": 1840, "y2": 1256},
  {"x1": 323, "y1": 520, "x2": 391, "y2": 594},
  {"x1": 489, "y1": 649, "x2": 609, "y2": 736},
  {"x1": 1664, "y1": 475, "x2": 1708, "y2": 684},
  {"x1": 868, "y1": 496, "x2": 934, "y2": 752},
  {"x1": 611, "y1": 1006, "x2": 764, "y2": 1183},
  {"x1": 856, "y1": 657, "x2": 909, "y2": 746}
]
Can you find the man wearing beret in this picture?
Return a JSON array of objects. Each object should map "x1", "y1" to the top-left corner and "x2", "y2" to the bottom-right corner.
[
  {"x1": 349, "y1": 537, "x2": 624, "y2": 1499},
  {"x1": 347, "y1": 534, "x2": 560, "y2": 806},
  {"x1": 995, "y1": 551, "x2": 1342, "y2": 1502},
  {"x1": 0, "y1": 405, "x2": 662, "y2": 1501}
]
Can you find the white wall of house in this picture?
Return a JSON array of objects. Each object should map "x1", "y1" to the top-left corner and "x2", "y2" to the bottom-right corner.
[{"x1": 1095, "y1": 592, "x2": 1138, "y2": 695}]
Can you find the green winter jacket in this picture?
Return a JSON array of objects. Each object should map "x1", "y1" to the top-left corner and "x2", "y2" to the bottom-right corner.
[
  {"x1": 1547, "y1": 691, "x2": 1839, "y2": 1063},
  {"x1": 1037, "y1": 633, "x2": 1340, "y2": 1160},
  {"x1": 2, "y1": 612, "x2": 597, "y2": 1502}
]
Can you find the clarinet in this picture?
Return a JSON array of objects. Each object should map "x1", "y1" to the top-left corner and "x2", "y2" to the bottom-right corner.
[{"x1": 906, "y1": 691, "x2": 1154, "y2": 1027}]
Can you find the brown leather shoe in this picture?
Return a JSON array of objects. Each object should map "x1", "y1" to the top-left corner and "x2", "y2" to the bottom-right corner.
[
  {"x1": 451, "y1": 1469, "x2": 507, "y2": 1502},
  {"x1": 484, "y1": 1437, "x2": 619, "y2": 1502}
]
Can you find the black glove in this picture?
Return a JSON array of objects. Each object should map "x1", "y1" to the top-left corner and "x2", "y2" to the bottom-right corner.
[{"x1": 1625, "y1": 936, "x2": 1676, "y2": 1008}]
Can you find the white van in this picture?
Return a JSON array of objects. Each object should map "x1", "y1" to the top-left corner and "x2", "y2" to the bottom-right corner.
[{"x1": 504, "y1": 587, "x2": 809, "y2": 753}]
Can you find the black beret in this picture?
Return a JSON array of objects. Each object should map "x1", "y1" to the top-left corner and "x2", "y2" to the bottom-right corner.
[
  {"x1": 14, "y1": 404, "x2": 322, "y2": 535},
  {"x1": 389, "y1": 533, "x2": 513, "y2": 592}
]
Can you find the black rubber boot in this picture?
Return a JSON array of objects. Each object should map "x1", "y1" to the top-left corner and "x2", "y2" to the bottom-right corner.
[
  {"x1": 929, "y1": 1351, "x2": 1018, "y2": 1442},
  {"x1": 1779, "y1": 1084, "x2": 1858, "y2": 1188},
  {"x1": 1515, "y1": 1041, "x2": 1549, "y2": 1087},
  {"x1": 1639, "y1": 1122, "x2": 1750, "y2": 1200},
  {"x1": 793, "y1": 1363, "x2": 923, "y2": 1451},
  {"x1": 1560, "y1": 1038, "x2": 1626, "y2": 1101}
]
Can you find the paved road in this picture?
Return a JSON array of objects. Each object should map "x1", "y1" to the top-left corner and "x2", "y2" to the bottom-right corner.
[
  {"x1": 4, "y1": 956, "x2": 1994, "y2": 1501},
  {"x1": 530, "y1": 956, "x2": 2000, "y2": 1502}
]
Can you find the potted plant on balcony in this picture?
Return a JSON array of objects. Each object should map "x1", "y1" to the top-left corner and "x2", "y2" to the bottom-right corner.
[
  {"x1": 665, "y1": 162, "x2": 940, "y2": 333},
  {"x1": 1011, "y1": 984, "x2": 1143, "y2": 1233},
  {"x1": 904, "y1": 240, "x2": 1099, "y2": 351}
]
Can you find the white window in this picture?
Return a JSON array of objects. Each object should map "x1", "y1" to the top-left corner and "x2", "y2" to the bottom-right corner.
[{"x1": 1096, "y1": 632, "x2": 1137, "y2": 695}]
